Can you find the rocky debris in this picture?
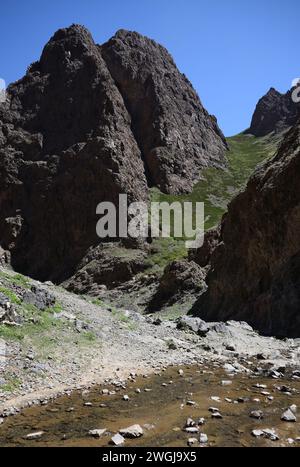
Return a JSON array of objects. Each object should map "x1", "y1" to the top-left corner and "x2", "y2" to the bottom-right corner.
[
  {"x1": 0, "y1": 24, "x2": 227, "y2": 289},
  {"x1": 123, "y1": 395, "x2": 129, "y2": 401},
  {"x1": 246, "y1": 87, "x2": 300, "y2": 137},
  {"x1": 0, "y1": 417, "x2": 4, "y2": 425},
  {"x1": 185, "y1": 427, "x2": 199, "y2": 434},
  {"x1": 252, "y1": 428, "x2": 279, "y2": 441},
  {"x1": 187, "y1": 437, "x2": 198, "y2": 446},
  {"x1": 24, "y1": 431, "x2": 44, "y2": 440},
  {"x1": 192, "y1": 121, "x2": 300, "y2": 337},
  {"x1": 22, "y1": 285, "x2": 55, "y2": 310},
  {"x1": 110, "y1": 433, "x2": 125, "y2": 446},
  {"x1": 199, "y1": 433, "x2": 208, "y2": 444},
  {"x1": 119, "y1": 424, "x2": 144, "y2": 438},
  {"x1": 0, "y1": 293, "x2": 18, "y2": 324},
  {"x1": 185, "y1": 417, "x2": 196, "y2": 428},
  {"x1": 211, "y1": 411, "x2": 223, "y2": 419},
  {"x1": 148, "y1": 260, "x2": 206, "y2": 311},
  {"x1": 64, "y1": 244, "x2": 148, "y2": 294},
  {"x1": 221, "y1": 380, "x2": 232, "y2": 386},
  {"x1": 176, "y1": 316, "x2": 209, "y2": 337},
  {"x1": 250, "y1": 410, "x2": 264, "y2": 420},
  {"x1": 281, "y1": 408, "x2": 297, "y2": 422},
  {"x1": 101, "y1": 29, "x2": 227, "y2": 194},
  {"x1": 88, "y1": 428, "x2": 107, "y2": 438}
]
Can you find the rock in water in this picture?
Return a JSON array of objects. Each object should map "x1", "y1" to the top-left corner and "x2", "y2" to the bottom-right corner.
[
  {"x1": 88, "y1": 429, "x2": 107, "y2": 438},
  {"x1": 192, "y1": 121, "x2": 300, "y2": 337},
  {"x1": 281, "y1": 409, "x2": 297, "y2": 422},
  {"x1": 119, "y1": 424, "x2": 144, "y2": 438},
  {"x1": 110, "y1": 433, "x2": 125, "y2": 446},
  {"x1": 0, "y1": 24, "x2": 227, "y2": 287}
]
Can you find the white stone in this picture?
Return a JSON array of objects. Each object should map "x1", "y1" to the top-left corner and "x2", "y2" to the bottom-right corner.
[{"x1": 119, "y1": 424, "x2": 144, "y2": 438}]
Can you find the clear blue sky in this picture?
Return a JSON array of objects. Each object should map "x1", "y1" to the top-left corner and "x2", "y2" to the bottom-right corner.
[{"x1": 0, "y1": 0, "x2": 298, "y2": 136}]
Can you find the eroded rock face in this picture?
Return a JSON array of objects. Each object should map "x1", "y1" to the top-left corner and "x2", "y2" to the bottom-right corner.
[
  {"x1": 101, "y1": 29, "x2": 227, "y2": 194},
  {"x1": 0, "y1": 24, "x2": 227, "y2": 284},
  {"x1": 148, "y1": 260, "x2": 206, "y2": 311},
  {"x1": 192, "y1": 121, "x2": 300, "y2": 337},
  {"x1": 247, "y1": 87, "x2": 300, "y2": 137}
]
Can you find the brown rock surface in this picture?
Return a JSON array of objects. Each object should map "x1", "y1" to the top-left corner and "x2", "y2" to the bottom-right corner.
[
  {"x1": 247, "y1": 87, "x2": 300, "y2": 137},
  {"x1": 0, "y1": 24, "x2": 227, "y2": 285},
  {"x1": 192, "y1": 121, "x2": 300, "y2": 337}
]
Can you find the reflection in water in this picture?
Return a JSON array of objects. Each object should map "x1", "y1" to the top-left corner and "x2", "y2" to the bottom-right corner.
[{"x1": 0, "y1": 366, "x2": 299, "y2": 447}]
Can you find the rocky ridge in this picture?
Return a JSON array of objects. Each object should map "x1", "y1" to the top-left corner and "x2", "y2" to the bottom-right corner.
[{"x1": 0, "y1": 24, "x2": 227, "y2": 286}]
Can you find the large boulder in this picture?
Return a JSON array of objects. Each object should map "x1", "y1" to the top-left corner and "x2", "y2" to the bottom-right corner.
[{"x1": 192, "y1": 120, "x2": 300, "y2": 337}]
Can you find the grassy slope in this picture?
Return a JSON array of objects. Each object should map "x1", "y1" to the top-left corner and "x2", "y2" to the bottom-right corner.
[{"x1": 146, "y1": 133, "x2": 279, "y2": 270}]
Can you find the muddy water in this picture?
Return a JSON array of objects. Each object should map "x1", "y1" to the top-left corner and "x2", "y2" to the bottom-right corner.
[{"x1": 0, "y1": 366, "x2": 300, "y2": 447}]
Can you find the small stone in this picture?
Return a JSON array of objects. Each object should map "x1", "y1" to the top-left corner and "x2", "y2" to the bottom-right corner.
[
  {"x1": 221, "y1": 380, "x2": 232, "y2": 386},
  {"x1": 88, "y1": 429, "x2": 107, "y2": 438},
  {"x1": 185, "y1": 427, "x2": 199, "y2": 433},
  {"x1": 211, "y1": 412, "x2": 223, "y2": 419},
  {"x1": 187, "y1": 438, "x2": 198, "y2": 446},
  {"x1": 144, "y1": 388, "x2": 152, "y2": 392},
  {"x1": 119, "y1": 424, "x2": 144, "y2": 438},
  {"x1": 66, "y1": 407, "x2": 74, "y2": 412},
  {"x1": 253, "y1": 383, "x2": 267, "y2": 389},
  {"x1": 287, "y1": 438, "x2": 294, "y2": 444},
  {"x1": 178, "y1": 369, "x2": 184, "y2": 376},
  {"x1": 211, "y1": 396, "x2": 221, "y2": 402},
  {"x1": 102, "y1": 389, "x2": 109, "y2": 395},
  {"x1": 185, "y1": 418, "x2": 195, "y2": 428},
  {"x1": 110, "y1": 433, "x2": 125, "y2": 446},
  {"x1": 135, "y1": 388, "x2": 141, "y2": 394},
  {"x1": 261, "y1": 391, "x2": 270, "y2": 396},
  {"x1": 262, "y1": 428, "x2": 279, "y2": 441},
  {"x1": 186, "y1": 400, "x2": 196, "y2": 406},
  {"x1": 162, "y1": 383, "x2": 168, "y2": 387},
  {"x1": 281, "y1": 408, "x2": 297, "y2": 422},
  {"x1": 84, "y1": 402, "x2": 92, "y2": 407},
  {"x1": 208, "y1": 407, "x2": 219, "y2": 413},
  {"x1": 225, "y1": 398, "x2": 232, "y2": 403},
  {"x1": 199, "y1": 433, "x2": 208, "y2": 444},
  {"x1": 197, "y1": 417, "x2": 206, "y2": 425},
  {"x1": 226, "y1": 344, "x2": 236, "y2": 352},
  {"x1": 250, "y1": 410, "x2": 264, "y2": 420},
  {"x1": 123, "y1": 395, "x2": 129, "y2": 401},
  {"x1": 0, "y1": 418, "x2": 4, "y2": 425},
  {"x1": 99, "y1": 403, "x2": 107, "y2": 408},
  {"x1": 252, "y1": 429, "x2": 264, "y2": 438},
  {"x1": 24, "y1": 431, "x2": 44, "y2": 440}
]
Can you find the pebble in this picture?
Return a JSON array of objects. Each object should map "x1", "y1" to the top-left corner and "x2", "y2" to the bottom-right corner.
[
  {"x1": 185, "y1": 418, "x2": 195, "y2": 428},
  {"x1": 221, "y1": 380, "x2": 232, "y2": 386},
  {"x1": 119, "y1": 424, "x2": 144, "y2": 438},
  {"x1": 144, "y1": 388, "x2": 152, "y2": 392},
  {"x1": 24, "y1": 431, "x2": 44, "y2": 440},
  {"x1": 0, "y1": 418, "x2": 3, "y2": 425},
  {"x1": 185, "y1": 427, "x2": 199, "y2": 433},
  {"x1": 197, "y1": 418, "x2": 206, "y2": 425},
  {"x1": 88, "y1": 429, "x2": 107, "y2": 438},
  {"x1": 252, "y1": 428, "x2": 279, "y2": 441},
  {"x1": 250, "y1": 410, "x2": 264, "y2": 420},
  {"x1": 135, "y1": 388, "x2": 141, "y2": 394},
  {"x1": 281, "y1": 408, "x2": 297, "y2": 422},
  {"x1": 187, "y1": 438, "x2": 198, "y2": 446},
  {"x1": 211, "y1": 396, "x2": 221, "y2": 402},
  {"x1": 123, "y1": 395, "x2": 129, "y2": 401},
  {"x1": 186, "y1": 400, "x2": 196, "y2": 406},
  {"x1": 102, "y1": 389, "x2": 109, "y2": 395},
  {"x1": 110, "y1": 433, "x2": 125, "y2": 446},
  {"x1": 199, "y1": 433, "x2": 208, "y2": 444},
  {"x1": 178, "y1": 369, "x2": 184, "y2": 376},
  {"x1": 84, "y1": 402, "x2": 92, "y2": 407},
  {"x1": 211, "y1": 412, "x2": 223, "y2": 419},
  {"x1": 208, "y1": 407, "x2": 219, "y2": 413}
]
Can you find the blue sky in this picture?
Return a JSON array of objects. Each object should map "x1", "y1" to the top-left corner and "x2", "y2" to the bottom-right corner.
[{"x1": 0, "y1": 0, "x2": 298, "y2": 136}]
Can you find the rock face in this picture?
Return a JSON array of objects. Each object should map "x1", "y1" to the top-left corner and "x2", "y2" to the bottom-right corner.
[
  {"x1": 147, "y1": 259, "x2": 206, "y2": 311},
  {"x1": 192, "y1": 121, "x2": 300, "y2": 337},
  {"x1": 0, "y1": 24, "x2": 227, "y2": 284},
  {"x1": 101, "y1": 30, "x2": 227, "y2": 193},
  {"x1": 247, "y1": 87, "x2": 300, "y2": 137}
]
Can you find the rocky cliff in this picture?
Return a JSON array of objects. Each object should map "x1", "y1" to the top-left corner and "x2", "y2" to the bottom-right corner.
[
  {"x1": 0, "y1": 24, "x2": 227, "y2": 283},
  {"x1": 192, "y1": 120, "x2": 300, "y2": 337},
  {"x1": 247, "y1": 86, "x2": 300, "y2": 137}
]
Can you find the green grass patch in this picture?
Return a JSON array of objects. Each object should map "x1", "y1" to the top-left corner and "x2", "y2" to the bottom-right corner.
[
  {"x1": 0, "y1": 286, "x2": 22, "y2": 304},
  {"x1": 0, "y1": 376, "x2": 22, "y2": 393}
]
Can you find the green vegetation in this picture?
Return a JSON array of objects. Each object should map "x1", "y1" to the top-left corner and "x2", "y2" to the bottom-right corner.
[
  {"x1": 0, "y1": 286, "x2": 21, "y2": 305},
  {"x1": 0, "y1": 376, "x2": 21, "y2": 393},
  {"x1": 146, "y1": 133, "x2": 278, "y2": 269},
  {"x1": 0, "y1": 271, "x2": 31, "y2": 289}
]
